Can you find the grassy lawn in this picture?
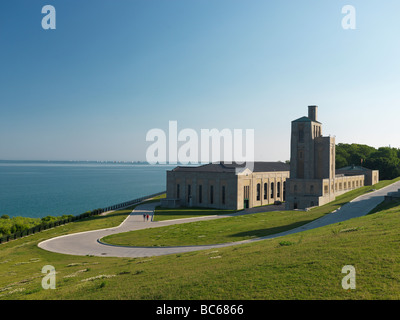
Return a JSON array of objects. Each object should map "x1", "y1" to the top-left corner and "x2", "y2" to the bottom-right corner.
[
  {"x1": 101, "y1": 178, "x2": 400, "y2": 247},
  {"x1": 102, "y1": 210, "x2": 318, "y2": 247},
  {"x1": 153, "y1": 206, "x2": 238, "y2": 222},
  {"x1": 1, "y1": 197, "x2": 400, "y2": 299},
  {"x1": 0, "y1": 178, "x2": 400, "y2": 300}
]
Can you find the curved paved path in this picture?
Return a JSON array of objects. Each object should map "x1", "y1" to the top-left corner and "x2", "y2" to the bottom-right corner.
[{"x1": 38, "y1": 180, "x2": 400, "y2": 258}]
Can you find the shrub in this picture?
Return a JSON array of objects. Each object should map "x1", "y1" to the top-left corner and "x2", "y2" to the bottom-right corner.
[{"x1": 279, "y1": 241, "x2": 294, "y2": 247}]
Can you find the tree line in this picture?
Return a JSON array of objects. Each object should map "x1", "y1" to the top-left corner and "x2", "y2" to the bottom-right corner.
[
  {"x1": 336, "y1": 143, "x2": 400, "y2": 180},
  {"x1": 0, "y1": 214, "x2": 73, "y2": 238}
]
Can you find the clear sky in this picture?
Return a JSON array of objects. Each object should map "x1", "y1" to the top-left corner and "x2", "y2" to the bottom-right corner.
[{"x1": 1, "y1": 0, "x2": 399, "y2": 162}]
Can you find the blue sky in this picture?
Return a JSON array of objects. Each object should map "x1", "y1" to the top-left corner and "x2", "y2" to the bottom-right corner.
[{"x1": 1, "y1": 0, "x2": 400, "y2": 161}]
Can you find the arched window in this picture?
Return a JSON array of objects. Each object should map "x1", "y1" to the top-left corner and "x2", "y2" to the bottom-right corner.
[
  {"x1": 283, "y1": 181, "x2": 286, "y2": 201},
  {"x1": 277, "y1": 182, "x2": 281, "y2": 198},
  {"x1": 199, "y1": 185, "x2": 202, "y2": 203},
  {"x1": 256, "y1": 183, "x2": 261, "y2": 201},
  {"x1": 271, "y1": 182, "x2": 274, "y2": 198},
  {"x1": 264, "y1": 183, "x2": 268, "y2": 200},
  {"x1": 187, "y1": 184, "x2": 191, "y2": 203}
]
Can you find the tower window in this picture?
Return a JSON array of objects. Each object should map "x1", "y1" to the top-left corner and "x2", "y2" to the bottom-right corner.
[
  {"x1": 199, "y1": 185, "x2": 202, "y2": 203},
  {"x1": 299, "y1": 126, "x2": 304, "y2": 143}
]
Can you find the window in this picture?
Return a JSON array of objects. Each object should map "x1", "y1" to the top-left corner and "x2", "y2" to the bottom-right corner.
[
  {"x1": 187, "y1": 184, "x2": 191, "y2": 203},
  {"x1": 271, "y1": 182, "x2": 274, "y2": 198},
  {"x1": 222, "y1": 186, "x2": 226, "y2": 205},
  {"x1": 244, "y1": 186, "x2": 250, "y2": 199},
  {"x1": 199, "y1": 185, "x2": 202, "y2": 203},
  {"x1": 256, "y1": 183, "x2": 261, "y2": 201},
  {"x1": 264, "y1": 183, "x2": 268, "y2": 200},
  {"x1": 277, "y1": 182, "x2": 281, "y2": 198},
  {"x1": 294, "y1": 185, "x2": 297, "y2": 192},
  {"x1": 210, "y1": 185, "x2": 214, "y2": 204},
  {"x1": 310, "y1": 185, "x2": 314, "y2": 194},
  {"x1": 177, "y1": 184, "x2": 180, "y2": 198},
  {"x1": 298, "y1": 125, "x2": 304, "y2": 143},
  {"x1": 283, "y1": 182, "x2": 286, "y2": 201},
  {"x1": 324, "y1": 185, "x2": 328, "y2": 194}
]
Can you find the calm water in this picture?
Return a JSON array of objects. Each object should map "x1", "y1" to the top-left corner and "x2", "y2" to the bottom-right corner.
[{"x1": 0, "y1": 161, "x2": 173, "y2": 218}]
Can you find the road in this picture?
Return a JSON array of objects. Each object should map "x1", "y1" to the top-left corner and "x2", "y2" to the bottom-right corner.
[{"x1": 38, "y1": 180, "x2": 400, "y2": 258}]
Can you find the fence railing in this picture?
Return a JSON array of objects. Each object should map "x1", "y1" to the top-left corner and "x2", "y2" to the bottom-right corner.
[{"x1": 0, "y1": 191, "x2": 165, "y2": 244}]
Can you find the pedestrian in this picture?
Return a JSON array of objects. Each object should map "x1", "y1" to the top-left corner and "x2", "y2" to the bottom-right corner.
[
  {"x1": 146, "y1": 214, "x2": 149, "y2": 221},
  {"x1": 143, "y1": 213, "x2": 146, "y2": 221}
]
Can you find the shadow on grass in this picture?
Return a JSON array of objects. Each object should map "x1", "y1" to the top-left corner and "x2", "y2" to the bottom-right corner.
[
  {"x1": 368, "y1": 199, "x2": 400, "y2": 215},
  {"x1": 228, "y1": 220, "x2": 314, "y2": 239}
]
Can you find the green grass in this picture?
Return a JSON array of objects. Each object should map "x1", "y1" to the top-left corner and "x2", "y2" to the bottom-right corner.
[
  {"x1": 101, "y1": 178, "x2": 400, "y2": 247},
  {"x1": 102, "y1": 210, "x2": 319, "y2": 247},
  {"x1": 153, "y1": 206, "x2": 238, "y2": 222},
  {"x1": 1, "y1": 179, "x2": 400, "y2": 300},
  {"x1": 2, "y1": 198, "x2": 400, "y2": 299}
]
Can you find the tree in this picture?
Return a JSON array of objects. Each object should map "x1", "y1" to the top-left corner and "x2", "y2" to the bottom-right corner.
[{"x1": 336, "y1": 143, "x2": 400, "y2": 180}]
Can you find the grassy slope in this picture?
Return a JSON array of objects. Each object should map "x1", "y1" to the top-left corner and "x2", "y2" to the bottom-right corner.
[
  {"x1": 153, "y1": 207, "x2": 238, "y2": 222},
  {"x1": 101, "y1": 178, "x2": 400, "y2": 247},
  {"x1": 0, "y1": 179, "x2": 400, "y2": 300}
]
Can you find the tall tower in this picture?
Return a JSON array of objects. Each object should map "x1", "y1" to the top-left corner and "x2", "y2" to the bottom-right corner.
[{"x1": 286, "y1": 106, "x2": 336, "y2": 210}]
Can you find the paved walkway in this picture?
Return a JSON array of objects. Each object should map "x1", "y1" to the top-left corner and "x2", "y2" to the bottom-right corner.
[{"x1": 38, "y1": 180, "x2": 400, "y2": 258}]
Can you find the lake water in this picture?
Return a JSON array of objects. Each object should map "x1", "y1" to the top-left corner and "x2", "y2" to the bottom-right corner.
[{"x1": 0, "y1": 161, "x2": 174, "y2": 218}]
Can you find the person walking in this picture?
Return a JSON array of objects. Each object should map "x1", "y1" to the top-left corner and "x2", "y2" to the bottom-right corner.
[
  {"x1": 146, "y1": 214, "x2": 149, "y2": 221},
  {"x1": 143, "y1": 213, "x2": 146, "y2": 221}
]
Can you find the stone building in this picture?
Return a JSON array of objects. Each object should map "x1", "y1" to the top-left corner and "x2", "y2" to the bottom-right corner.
[
  {"x1": 285, "y1": 106, "x2": 378, "y2": 210},
  {"x1": 336, "y1": 165, "x2": 379, "y2": 186},
  {"x1": 162, "y1": 162, "x2": 290, "y2": 210},
  {"x1": 162, "y1": 105, "x2": 379, "y2": 211}
]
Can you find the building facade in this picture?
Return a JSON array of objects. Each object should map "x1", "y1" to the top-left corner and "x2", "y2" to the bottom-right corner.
[
  {"x1": 162, "y1": 162, "x2": 290, "y2": 210},
  {"x1": 285, "y1": 106, "x2": 377, "y2": 210},
  {"x1": 163, "y1": 106, "x2": 379, "y2": 211}
]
